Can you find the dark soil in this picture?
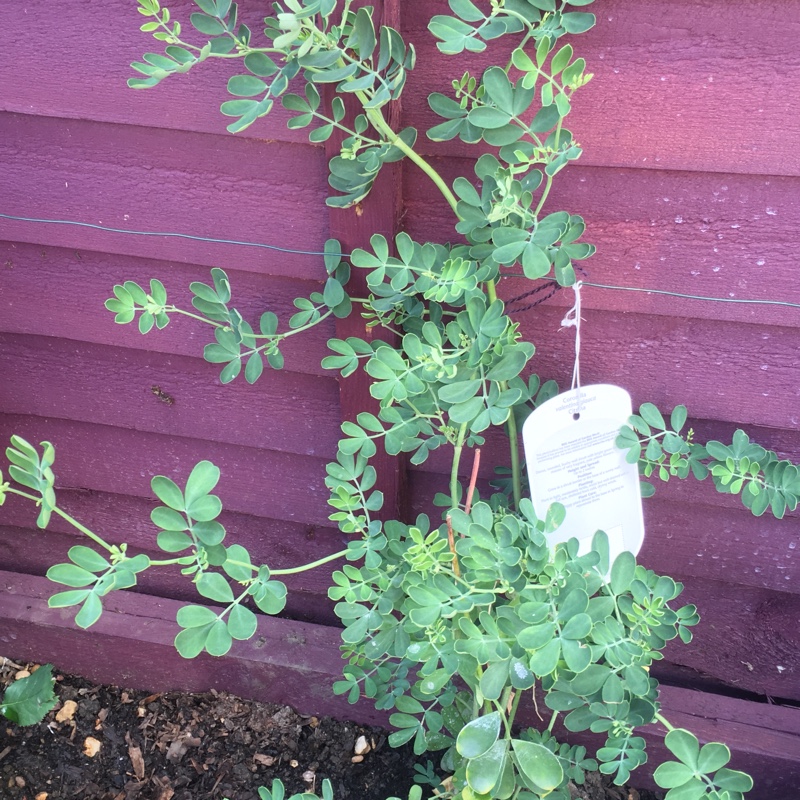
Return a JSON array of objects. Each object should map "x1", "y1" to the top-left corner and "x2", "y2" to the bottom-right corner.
[{"x1": 1, "y1": 658, "x2": 663, "y2": 800}]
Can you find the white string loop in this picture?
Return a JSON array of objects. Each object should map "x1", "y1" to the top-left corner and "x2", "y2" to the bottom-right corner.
[{"x1": 560, "y1": 281, "x2": 584, "y2": 396}]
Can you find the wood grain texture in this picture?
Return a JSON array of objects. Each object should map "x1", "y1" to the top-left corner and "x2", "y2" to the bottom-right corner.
[
  {"x1": 0, "y1": 522, "x2": 341, "y2": 626},
  {"x1": 403, "y1": 161, "x2": 800, "y2": 329},
  {"x1": 0, "y1": 240, "x2": 335, "y2": 375},
  {"x1": 326, "y1": 0, "x2": 408, "y2": 522},
  {"x1": 2, "y1": 571, "x2": 798, "y2": 800},
  {"x1": 401, "y1": 0, "x2": 800, "y2": 176},
  {"x1": 0, "y1": 414, "x2": 333, "y2": 528},
  {"x1": 0, "y1": 333, "x2": 340, "y2": 459},
  {"x1": 0, "y1": 0, "x2": 307, "y2": 144},
  {"x1": 0, "y1": 111, "x2": 329, "y2": 278},
  {"x1": 5, "y1": 1, "x2": 799, "y2": 179}
]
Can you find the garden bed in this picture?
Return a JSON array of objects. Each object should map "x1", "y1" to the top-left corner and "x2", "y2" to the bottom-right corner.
[{"x1": 1, "y1": 661, "x2": 665, "y2": 800}]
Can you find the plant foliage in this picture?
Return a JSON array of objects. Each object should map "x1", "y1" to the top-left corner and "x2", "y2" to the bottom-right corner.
[{"x1": 2, "y1": 0, "x2": 788, "y2": 796}]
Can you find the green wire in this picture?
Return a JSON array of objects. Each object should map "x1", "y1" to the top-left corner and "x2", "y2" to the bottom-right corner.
[{"x1": 2, "y1": 212, "x2": 798, "y2": 311}]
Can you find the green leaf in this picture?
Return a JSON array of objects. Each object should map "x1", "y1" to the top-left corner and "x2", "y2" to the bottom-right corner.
[
  {"x1": 511, "y1": 738, "x2": 563, "y2": 793},
  {"x1": 227, "y1": 74, "x2": 269, "y2": 97},
  {"x1": 48, "y1": 589, "x2": 90, "y2": 609},
  {"x1": 67, "y1": 546, "x2": 109, "y2": 573},
  {"x1": 197, "y1": 572, "x2": 234, "y2": 603},
  {"x1": 186, "y1": 494, "x2": 222, "y2": 522},
  {"x1": 228, "y1": 604, "x2": 258, "y2": 640},
  {"x1": 244, "y1": 52, "x2": 277, "y2": 77},
  {"x1": 184, "y1": 460, "x2": 221, "y2": 507},
  {"x1": 177, "y1": 604, "x2": 219, "y2": 629},
  {"x1": 465, "y1": 739, "x2": 508, "y2": 795},
  {"x1": 75, "y1": 592, "x2": 103, "y2": 628},
  {"x1": 671, "y1": 404, "x2": 688, "y2": 433},
  {"x1": 0, "y1": 665, "x2": 57, "y2": 725},
  {"x1": 664, "y1": 729, "x2": 700, "y2": 769},
  {"x1": 245, "y1": 352, "x2": 264, "y2": 383},
  {"x1": 712, "y1": 767, "x2": 753, "y2": 792},
  {"x1": 157, "y1": 530, "x2": 194, "y2": 552},
  {"x1": 46, "y1": 564, "x2": 97, "y2": 588},
  {"x1": 456, "y1": 712, "x2": 501, "y2": 759},
  {"x1": 639, "y1": 403, "x2": 666, "y2": 430},
  {"x1": 151, "y1": 506, "x2": 189, "y2": 531},
  {"x1": 175, "y1": 624, "x2": 212, "y2": 659},
  {"x1": 653, "y1": 761, "x2": 695, "y2": 789},
  {"x1": 697, "y1": 742, "x2": 730, "y2": 774},
  {"x1": 223, "y1": 543, "x2": 252, "y2": 582},
  {"x1": 190, "y1": 12, "x2": 225, "y2": 34},
  {"x1": 609, "y1": 551, "x2": 636, "y2": 594},
  {"x1": 151, "y1": 475, "x2": 185, "y2": 511},
  {"x1": 561, "y1": 12, "x2": 596, "y2": 34},
  {"x1": 439, "y1": 379, "x2": 482, "y2": 404}
]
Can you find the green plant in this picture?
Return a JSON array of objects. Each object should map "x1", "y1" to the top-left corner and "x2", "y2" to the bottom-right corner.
[
  {"x1": 0, "y1": 663, "x2": 57, "y2": 726},
  {"x1": 1, "y1": 1, "x2": 793, "y2": 797}
]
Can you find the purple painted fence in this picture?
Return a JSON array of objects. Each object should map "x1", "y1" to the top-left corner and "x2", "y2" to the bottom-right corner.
[{"x1": 1, "y1": 1, "x2": 799, "y2": 795}]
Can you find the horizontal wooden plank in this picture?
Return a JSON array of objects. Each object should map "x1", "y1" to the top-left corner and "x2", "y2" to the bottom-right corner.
[
  {"x1": 0, "y1": 1, "x2": 309, "y2": 144},
  {"x1": 0, "y1": 522, "x2": 341, "y2": 627},
  {"x1": 0, "y1": 111, "x2": 330, "y2": 278},
  {"x1": 513, "y1": 306, "x2": 800, "y2": 431},
  {"x1": 2, "y1": 570, "x2": 798, "y2": 799},
  {"x1": 403, "y1": 161, "x2": 800, "y2": 329},
  {"x1": 0, "y1": 570, "x2": 366, "y2": 721},
  {"x1": 0, "y1": 240, "x2": 336, "y2": 375},
  {"x1": 0, "y1": 414, "x2": 333, "y2": 527},
  {"x1": 6, "y1": 1, "x2": 800, "y2": 181},
  {"x1": 0, "y1": 333, "x2": 340, "y2": 459},
  {"x1": 664, "y1": 578, "x2": 800, "y2": 700},
  {"x1": 401, "y1": 0, "x2": 800, "y2": 177}
]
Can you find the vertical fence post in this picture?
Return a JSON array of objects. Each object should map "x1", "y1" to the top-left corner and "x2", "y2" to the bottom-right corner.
[{"x1": 324, "y1": 0, "x2": 407, "y2": 522}]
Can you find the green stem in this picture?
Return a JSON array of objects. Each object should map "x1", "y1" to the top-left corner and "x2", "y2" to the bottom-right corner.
[
  {"x1": 270, "y1": 548, "x2": 350, "y2": 576},
  {"x1": 169, "y1": 307, "x2": 224, "y2": 327},
  {"x1": 363, "y1": 106, "x2": 462, "y2": 218},
  {"x1": 450, "y1": 424, "x2": 469, "y2": 507},
  {"x1": 547, "y1": 709, "x2": 559, "y2": 732},
  {"x1": 506, "y1": 410, "x2": 522, "y2": 511},
  {"x1": 3, "y1": 485, "x2": 119, "y2": 551},
  {"x1": 655, "y1": 712, "x2": 675, "y2": 732}
]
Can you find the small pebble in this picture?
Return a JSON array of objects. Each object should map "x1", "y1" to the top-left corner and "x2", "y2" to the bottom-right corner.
[
  {"x1": 35, "y1": 793, "x2": 49, "y2": 800},
  {"x1": 14, "y1": 776, "x2": 25, "y2": 788},
  {"x1": 354, "y1": 735, "x2": 370, "y2": 755},
  {"x1": 351, "y1": 755, "x2": 364, "y2": 764},
  {"x1": 302, "y1": 770, "x2": 316, "y2": 783},
  {"x1": 83, "y1": 737, "x2": 102, "y2": 757},
  {"x1": 14, "y1": 670, "x2": 30, "y2": 680},
  {"x1": 290, "y1": 759, "x2": 299, "y2": 768}
]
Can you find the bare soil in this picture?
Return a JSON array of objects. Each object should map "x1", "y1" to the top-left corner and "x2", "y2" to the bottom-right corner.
[{"x1": 1, "y1": 659, "x2": 663, "y2": 800}]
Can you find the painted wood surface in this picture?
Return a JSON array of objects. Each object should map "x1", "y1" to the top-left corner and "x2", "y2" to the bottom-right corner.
[
  {"x1": 1, "y1": 0, "x2": 800, "y2": 773},
  {"x1": 4, "y1": 1, "x2": 799, "y2": 178},
  {"x1": 404, "y1": 162, "x2": 800, "y2": 329},
  {"x1": 2, "y1": 571, "x2": 798, "y2": 800},
  {"x1": 0, "y1": 240, "x2": 335, "y2": 375},
  {"x1": 401, "y1": 0, "x2": 800, "y2": 177},
  {"x1": 0, "y1": 112, "x2": 329, "y2": 279}
]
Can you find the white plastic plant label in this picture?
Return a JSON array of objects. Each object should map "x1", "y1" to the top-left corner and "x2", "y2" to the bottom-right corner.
[{"x1": 521, "y1": 384, "x2": 644, "y2": 563}]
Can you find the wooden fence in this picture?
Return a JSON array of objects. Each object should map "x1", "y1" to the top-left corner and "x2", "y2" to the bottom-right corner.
[{"x1": 1, "y1": 1, "x2": 799, "y2": 796}]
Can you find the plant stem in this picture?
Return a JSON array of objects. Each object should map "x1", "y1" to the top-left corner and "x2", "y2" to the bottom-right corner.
[
  {"x1": 362, "y1": 106, "x2": 461, "y2": 217},
  {"x1": 506, "y1": 411, "x2": 522, "y2": 511},
  {"x1": 450, "y1": 424, "x2": 469, "y2": 507},
  {"x1": 4, "y1": 483, "x2": 118, "y2": 551},
  {"x1": 270, "y1": 548, "x2": 350, "y2": 575},
  {"x1": 655, "y1": 712, "x2": 675, "y2": 732}
]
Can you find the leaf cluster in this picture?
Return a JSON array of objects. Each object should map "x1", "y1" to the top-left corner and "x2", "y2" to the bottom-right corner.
[{"x1": 618, "y1": 404, "x2": 800, "y2": 518}]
